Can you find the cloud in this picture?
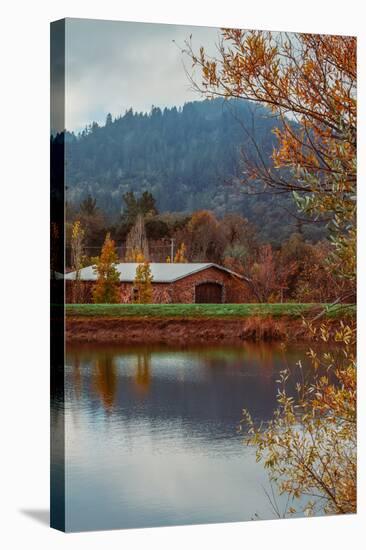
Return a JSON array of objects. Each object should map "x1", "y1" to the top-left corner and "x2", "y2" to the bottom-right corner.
[{"x1": 65, "y1": 18, "x2": 220, "y2": 132}]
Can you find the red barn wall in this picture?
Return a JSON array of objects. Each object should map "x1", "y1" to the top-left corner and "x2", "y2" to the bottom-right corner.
[{"x1": 66, "y1": 266, "x2": 252, "y2": 304}]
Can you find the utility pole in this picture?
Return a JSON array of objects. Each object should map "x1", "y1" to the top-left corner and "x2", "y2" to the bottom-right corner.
[{"x1": 170, "y1": 238, "x2": 175, "y2": 263}]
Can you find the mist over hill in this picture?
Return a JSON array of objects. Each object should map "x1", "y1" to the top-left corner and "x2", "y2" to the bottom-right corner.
[{"x1": 63, "y1": 98, "x2": 324, "y2": 244}]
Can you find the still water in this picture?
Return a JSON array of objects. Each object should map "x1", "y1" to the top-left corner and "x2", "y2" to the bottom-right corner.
[{"x1": 59, "y1": 343, "x2": 317, "y2": 531}]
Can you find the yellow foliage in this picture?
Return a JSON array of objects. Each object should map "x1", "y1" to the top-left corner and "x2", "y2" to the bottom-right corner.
[
  {"x1": 92, "y1": 233, "x2": 120, "y2": 303},
  {"x1": 174, "y1": 242, "x2": 187, "y2": 263},
  {"x1": 133, "y1": 261, "x2": 153, "y2": 304},
  {"x1": 242, "y1": 321, "x2": 356, "y2": 516},
  {"x1": 189, "y1": 31, "x2": 356, "y2": 282},
  {"x1": 125, "y1": 247, "x2": 145, "y2": 262},
  {"x1": 188, "y1": 29, "x2": 357, "y2": 517}
]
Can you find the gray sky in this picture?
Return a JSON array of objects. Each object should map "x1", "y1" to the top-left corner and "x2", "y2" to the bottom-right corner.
[{"x1": 65, "y1": 18, "x2": 220, "y2": 133}]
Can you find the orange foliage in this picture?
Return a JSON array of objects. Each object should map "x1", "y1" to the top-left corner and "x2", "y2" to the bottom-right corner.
[
  {"x1": 191, "y1": 31, "x2": 355, "y2": 187},
  {"x1": 187, "y1": 31, "x2": 356, "y2": 282},
  {"x1": 174, "y1": 242, "x2": 187, "y2": 263}
]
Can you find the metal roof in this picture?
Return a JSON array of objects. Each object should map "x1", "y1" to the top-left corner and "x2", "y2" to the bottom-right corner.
[{"x1": 64, "y1": 262, "x2": 243, "y2": 283}]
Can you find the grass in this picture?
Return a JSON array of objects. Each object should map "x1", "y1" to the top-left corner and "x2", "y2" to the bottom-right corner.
[{"x1": 65, "y1": 303, "x2": 355, "y2": 319}]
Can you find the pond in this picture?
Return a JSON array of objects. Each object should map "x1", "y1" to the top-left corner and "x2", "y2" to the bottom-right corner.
[{"x1": 54, "y1": 343, "x2": 321, "y2": 531}]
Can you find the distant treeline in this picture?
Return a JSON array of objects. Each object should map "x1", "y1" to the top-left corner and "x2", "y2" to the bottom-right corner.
[{"x1": 58, "y1": 98, "x2": 326, "y2": 245}]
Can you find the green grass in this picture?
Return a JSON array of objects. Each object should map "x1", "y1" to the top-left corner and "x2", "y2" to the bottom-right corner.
[{"x1": 65, "y1": 303, "x2": 355, "y2": 319}]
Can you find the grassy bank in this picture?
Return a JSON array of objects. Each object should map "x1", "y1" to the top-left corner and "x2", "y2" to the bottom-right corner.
[{"x1": 66, "y1": 303, "x2": 355, "y2": 319}]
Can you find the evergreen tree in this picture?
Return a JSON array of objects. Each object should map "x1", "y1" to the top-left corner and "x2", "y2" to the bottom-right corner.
[
  {"x1": 80, "y1": 194, "x2": 98, "y2": 216},
  {"x1": 122, "y1": 191, "x2": 139, "y2": 224},
  {"x1": 122, "y1": 191, "x2": 158, "y2": 224},
  {"x1": 133, "y1": 261, "x2": 153, "y2": 304},
  {"x1": 93, "y1": 233, "x2": 120, "y2": 303},
  {"x1": 139, "y1": 191, "x2": 157, "y2": 217},
  {"x1": 64, "y1": 98, "x2": 327, "y2": 244}
]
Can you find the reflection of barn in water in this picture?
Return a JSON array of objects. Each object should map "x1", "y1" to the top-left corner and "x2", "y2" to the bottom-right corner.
[{"x1": 65, "y1": 263, "x2": 251, "y2": 304}]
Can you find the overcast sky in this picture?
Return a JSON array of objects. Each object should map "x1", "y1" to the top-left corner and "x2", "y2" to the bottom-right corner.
[{"x1": 65, "y1": 18, "x2": 220, "y2": 133}]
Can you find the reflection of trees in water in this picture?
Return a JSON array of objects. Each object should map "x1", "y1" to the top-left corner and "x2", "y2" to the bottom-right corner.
[
  {"x1": 133, "y1": 352, "x2": 151, "y2": 395},
  {"x1": 68, "y1": 347, "x2": 153, "y2": 408},
  {"x1": 93, "y1": 354, "x2": 117, "y2": 412},
  {"x1": 245, "y1": 343, "x2": 289, "y2": 378},
  {"x1": 72, "y1": 355, "x2": 82, "y2": 399},
  {"x1": 198, "y1": 343, "x2": 288, "y2": 381}
]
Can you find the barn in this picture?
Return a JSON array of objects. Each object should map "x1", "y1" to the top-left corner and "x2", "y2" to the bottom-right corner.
[{"x1": 65, "y1": 262, "x2": 251, "y2": 304}]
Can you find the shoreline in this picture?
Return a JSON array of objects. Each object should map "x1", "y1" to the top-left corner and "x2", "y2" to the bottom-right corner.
[{"x1": 65, "y1": 315, "x2": 344, "y2": 345}]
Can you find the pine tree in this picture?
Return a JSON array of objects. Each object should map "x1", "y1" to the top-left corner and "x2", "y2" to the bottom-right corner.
[
  {"x1": 80, "y1": 194, "x2": 97, "y2": 216},
  {"x1": 139, "y1": 191, "x2": 157, "y2": 217},
  {"x1": 133, "y1": 261, "x2": 153, "y2": 304},
  {"x1": 93, "y1": 233, "x2": 120, "y2": 303}
]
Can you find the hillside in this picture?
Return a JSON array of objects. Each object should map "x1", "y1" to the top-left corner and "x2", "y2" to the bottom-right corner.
[{"x1": 62, "y1": 98, "x2": 325, "y2": 244}]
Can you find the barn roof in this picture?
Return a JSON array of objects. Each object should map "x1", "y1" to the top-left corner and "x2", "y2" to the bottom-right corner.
[{"x1": 64, "y1": 262, "x2": 243, "y2": 283}]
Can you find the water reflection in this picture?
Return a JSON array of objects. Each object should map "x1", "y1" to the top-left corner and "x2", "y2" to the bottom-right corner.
[
  {"x1": 93, "y1": 354, "x2": 117, "y2": 411},
  {"x1": 59, "y1": 343, "x2": 322, "y2": 531},
  {"x1": 134, "y1": 352, "x2": 151, "y2": 395}
]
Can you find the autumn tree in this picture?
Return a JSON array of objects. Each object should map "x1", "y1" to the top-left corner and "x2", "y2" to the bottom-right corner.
[
  {"x1": 186, "y1": 31, "x2": 356, "y2": 286},
  {"x1": 221, "y1": 213, "x2": 257, "y2": 254},
  {"x1": 294, "y1": 241, "x2": 354, "y2": 303},
  {"x1": 93, "y1": 233, "x2": 120, "y2": 303},
  {"x1": 247, "y1": 244, "x2": 297, "y2": 303},
  {"x1": 133, "y1": 261, "x2": 153, "y2": 304},
  {"x1": 277, "y1": 233, "x2": 314, "y2": 299},
  {"x1": 184, "y1": 210, "x2": 225, "y2": 262},
  {"x1": 174, "y1": 242, "x2": 187, "y2": 263},
  {"x1": 242, "y1": 321, "x2": 356, "y2": 516},
  {"x1": 71, "y1": 220, "x2": 85, "y2": 303},
  {"x1": 188, "y1": 30, "x2": 357, "y2": 514},
  {"x1": 221, "y1": 213, "x2": 258, "y2": 275}
]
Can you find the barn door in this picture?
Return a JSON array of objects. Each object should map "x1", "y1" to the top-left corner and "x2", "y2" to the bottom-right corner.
[{"x1": 195, "y1": 282, "x2": 223, "y2": 303}]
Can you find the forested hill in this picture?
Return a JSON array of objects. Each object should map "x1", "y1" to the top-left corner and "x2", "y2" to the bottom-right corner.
[{"x1": 63, "y1": 98, "x2": 323, "y2": 244}]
